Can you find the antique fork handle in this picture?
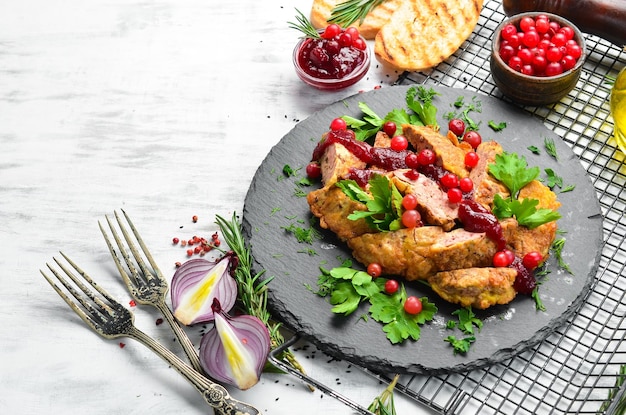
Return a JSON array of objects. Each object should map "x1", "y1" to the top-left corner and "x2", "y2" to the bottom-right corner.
[
  {"x1": 155, "y1": 300, "x2": 203, "y2": 374},
  {"x1": 129, "y1": 325, "x2": 260, "y2": 415}
]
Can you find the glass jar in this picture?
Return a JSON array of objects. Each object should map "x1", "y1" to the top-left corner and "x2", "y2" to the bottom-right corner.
[{"x1": 610, "y1": 66, "x2": 626, "y2": 154}]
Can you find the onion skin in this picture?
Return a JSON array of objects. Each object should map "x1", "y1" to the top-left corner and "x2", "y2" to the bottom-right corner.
[
  {"x1": 171, "y1": 256, "x2": 237, "y2": 325},
  {"x1": 199, "y1": 300, "x2": 271, "y2": 390}
]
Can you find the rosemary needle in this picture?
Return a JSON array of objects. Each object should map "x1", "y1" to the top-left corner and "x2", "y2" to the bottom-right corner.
[{"x1": 329, "y1": 0, "x2": 388, "y2": 28}]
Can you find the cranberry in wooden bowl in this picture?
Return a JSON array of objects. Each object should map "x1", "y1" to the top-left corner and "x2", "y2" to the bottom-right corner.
[
  {"x1": 490, "y1": 12, "x2": 586, "y2": 106},
  {"x1": 292, "y1": 24, "x2": 370, "y2": 91}
]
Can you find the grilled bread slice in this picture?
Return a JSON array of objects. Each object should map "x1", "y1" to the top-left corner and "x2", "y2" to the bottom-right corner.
[
  {"x1": 310, "y1": 0, "x2": 401, "y2": 40},
  {"x1": 374, "y1": 0, "x2": 484, "y2": 71}
]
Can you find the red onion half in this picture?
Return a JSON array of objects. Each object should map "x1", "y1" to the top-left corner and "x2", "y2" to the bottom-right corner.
[
  {"x1": 199, "y1": 299, "x2": 271, "y2": 390},
  {"x1": 171, "y1": 257, "x2": 237, "y2": 325}
]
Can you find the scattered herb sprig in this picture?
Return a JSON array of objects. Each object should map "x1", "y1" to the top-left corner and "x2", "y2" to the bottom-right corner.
[
  {"x1": 288, "y1": 8, "x2": 321, "y2": 39},
  {"x1": 445, "y1": 306, "x2": 481, "y2": 354}
]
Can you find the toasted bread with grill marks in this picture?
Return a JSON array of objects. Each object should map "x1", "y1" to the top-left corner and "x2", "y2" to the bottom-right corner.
[
  {"x1": 374, "y1": 0, "x2": 483, "y2": 71},
  {"x1": 310, "y1": 0, "x2": 401, "y2": 40}
]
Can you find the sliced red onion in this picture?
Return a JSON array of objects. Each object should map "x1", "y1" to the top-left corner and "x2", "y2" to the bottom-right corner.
[
  {"x1": 171, "y1": 256, "x2": 237, "y2": 325},
  {"x1": 199, "y1": 299, "x2": 271, "y2": 390}
]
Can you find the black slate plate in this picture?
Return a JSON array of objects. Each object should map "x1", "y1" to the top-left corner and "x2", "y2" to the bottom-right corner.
[{"x1": 242, "y1": 85, "x2": 603, "y2": 375}]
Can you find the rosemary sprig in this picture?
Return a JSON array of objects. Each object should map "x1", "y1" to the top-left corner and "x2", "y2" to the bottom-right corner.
[
  {"x1": 329, "y1": 0, "x2": 388, "y2": 28},
  {"x1": 368, "y1": 374, "x2": 400, "y2": 415},
  {"x1": 288, "y1": 8, "x2": 321, "y2": 39},
  {"x1": 215, "y1": 212, "x2": 308, "y2": 376},
  {"x1": 599, "y1": 364, "x2": 626, "y2": 414}
]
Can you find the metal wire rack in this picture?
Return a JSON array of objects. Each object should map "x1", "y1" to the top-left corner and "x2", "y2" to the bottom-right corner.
[{"x1": 272, "y1": 1, "x2": 626, "y2": 414}]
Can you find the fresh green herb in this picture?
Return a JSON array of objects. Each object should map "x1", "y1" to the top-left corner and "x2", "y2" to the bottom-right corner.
[
  {"x1": 283, "y1": 222, "x2": 321, "y2": 244},
  {"x1": 336, "y1": 175, "x2": 403, "y2": 232},
  {"x1": 215, "y1": 213, "x2": 307, "y2": 376},
  {"x1": 406, "y1": 85, "x2": 440, "y2": 129},
  {"x1": 315, "y1": 264, "x2": 437, "y2": 344},
  {"x1": 527, "y1": 145, "x2": 540, "y2": 155},
  {"x1": 544, "y1": 168, "x2": 563, "y2": 190},
  {"x1": 489, "y1": 152, "x2": 540, "y2": 198},
  {"x1": 488, "y1": 120, "x2": 507, "y2": 131},
  {"x1": 293, "y1": 187, "x2": 307, "y2": 197},
  {"x1": 560, "y1": 184, "x2": 576, "y2": 193},
  {"x1": 368, "y1": 374, "x2": 400, "y2": 415},
  {"x1": 445, "y1": 335, "x2": 476, "y2": 354},
  {"x1": 532, "y1": 285, "x2": 546, "y2": 312},
  {"x1": 544, "y1": 137, "x2": 558, "y2": 160},
  {"x1": 445, "y1": 96, "x2": 482, "y2": 131},
  {"x1": 288, "y1": 8, "x2": 321, "y2": 39},
  {"x1": 551, "y1": 238, "x2": 572, "y2": 274},
  {"x1": 599, "y1": 364, "x2": 626, "y2": 414},
  {"x1": 451, "y1": 306, "x2": 483, "y2": 335},
  {"x1": 492, "y1": 194, "x2": 561, "y2": 229},
  {"x1": 453, "y1": 96, "x2": 465, "y2": 108},
  {"x1": 369, "y1": 287, "x2": 437, "y2": 344},
  {"x1": 488, "y1": 152, "x2": 561, "y2": 228},
  {"x1": 282, "y1": 164, "x2": 297, "y2": 177},
  {"x1": 328, "y1": 0, "x2": 388, "y2": 29},
  {"x1": 342, "y1": 101, "x2": 384, "y2": 141}
]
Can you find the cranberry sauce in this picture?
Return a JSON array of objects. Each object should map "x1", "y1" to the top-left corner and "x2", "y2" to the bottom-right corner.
[
  {"x1": 312, "y1": 129, "x2": 411, "y2": 171},
  {"x1": 298, "y1": 37, "x2": 366, "y2": 80},
  {"x1": 457, "y1": 199, "x2": 506, "y2": 251}
]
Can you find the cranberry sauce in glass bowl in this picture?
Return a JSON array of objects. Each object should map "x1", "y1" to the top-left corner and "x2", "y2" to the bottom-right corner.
[{"x1": 293, "y1": 27, "x2": 370, "y2": 90}]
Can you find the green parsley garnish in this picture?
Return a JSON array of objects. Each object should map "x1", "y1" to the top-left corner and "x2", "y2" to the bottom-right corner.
[
  {"x1": 544, "y1": 168, "x2": 563, "y2": 190},
  {"x1": 343, "y1": 86, "x2": 440, "y2": 141},
  {"x1": 489, "y1": 152, "x2": 561, "y2": 229},
  {"x1": 445, "y1": 335, "x2": 476, "y2": 354},
  {"x1": 488, "y1": 120, "x2": 507, "y2": 131},
  {"x1": 452, "y1": 306, "x2": 483, "y2": 335},
  {"x1": 336, "y1": 174, "x2": 403, "y2": 232},
  {"x1": 527, "y1": 145, "x2": 540, "y2": 155},
  {"x1": 314, "y1": 262, "x2": 437, "y2": 344},
  {"x1": 283, "y1": 222, "x2": 321, "y2": 244}
]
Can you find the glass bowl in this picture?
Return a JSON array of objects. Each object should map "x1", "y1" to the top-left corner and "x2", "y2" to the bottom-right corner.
[{"x1": 292, "y1": 33, "x2": 371, "y2": 91}]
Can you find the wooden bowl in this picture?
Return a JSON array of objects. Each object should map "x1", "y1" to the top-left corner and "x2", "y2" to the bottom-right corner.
[{"x1": 490, "y1": 12, "x2": 586, "y2": 106}]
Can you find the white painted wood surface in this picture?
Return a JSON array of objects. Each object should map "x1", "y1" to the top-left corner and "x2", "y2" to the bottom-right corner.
[{"x1": 0, "y1": 0, "x2": 437, "y2": 414}]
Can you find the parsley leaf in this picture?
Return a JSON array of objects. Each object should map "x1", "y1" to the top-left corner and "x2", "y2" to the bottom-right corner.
[
  {"x1": 451, "y1": 307, "x2": 483, "y2": 335},
  {"x1": 488, "y1": 120, "x2": 507, "y2": 131},
  {"x1": 369, "y1": 287, "x2": 437, "y2": 344},
  {"x1": 544, "y1": 168, "x2": 563, "y2": 189},
  {"x1": 314, "y1": 265, "x2": 438, "y2": 345},
  {"x1": 337, "y1": 175, "x2": 403, "y2": 232},
  {"x1": 527, "y1": 145, "x2": 540, "y2": 155},
  {"x1": 492, "y1": 194, "x2": 561, "y2": 229},
  {"x1": 489, "y1": 152, "x2": 540, "y2": 198},
  {"x1": 445, "y1": 335, "x2": 476, "y2": 354},
  {"x1": 406, "y1": 86, "x2": 440, "y2": 129}
]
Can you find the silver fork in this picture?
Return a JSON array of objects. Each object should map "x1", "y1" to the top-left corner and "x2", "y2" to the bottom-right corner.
[
  {"x1": 41, "y1": 252, "x2": 260, "y2": 415},
  {"x1": 98, "y1": 210, "x2": 202, "y2": 373}
]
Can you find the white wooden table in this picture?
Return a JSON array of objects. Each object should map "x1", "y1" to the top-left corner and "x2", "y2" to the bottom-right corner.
[{"x1": 0, "y1": 1, "x2": 435, "y2": 414}]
